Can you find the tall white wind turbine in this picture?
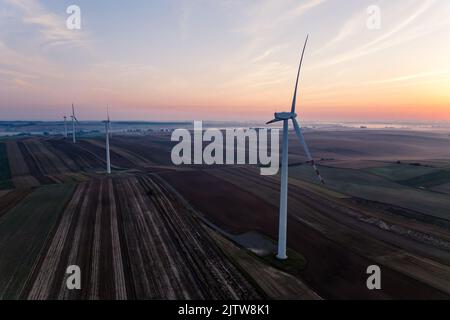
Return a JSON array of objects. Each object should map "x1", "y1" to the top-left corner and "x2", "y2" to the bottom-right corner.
[
  {"x1": 267, "y1": 35, "x2": 325, "y2": 260},
  {"x1": 103, "y1": 106, "x2": 111, "y2": 174},
  {"x1": 71, "y1": 104, "x2": 80, "y2": 143}
]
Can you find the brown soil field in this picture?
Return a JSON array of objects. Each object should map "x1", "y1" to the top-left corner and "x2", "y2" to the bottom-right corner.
[
  {"x1": 7, "y1": 175, "x2": 262, "y2": 300},
  {"x1": 0, "y1": 189, "x2": 31, "y2": 219},
  {"x1": 76, "y1": 140, "x2": 136, "y2": 169},
  {"x1": 160, "y1": 167, "x2": 450, "y2": 299},
  {"x1": 206, "y1": 227, "x2": 321, "y2": 300},
  {"x1": 111, "y1": 135, "x2": 175, "y2": 165},
  {"x1": 47, "y1": 138, "x2": 105, "y2": 171},
  {"x1": 86, "y1": 139, "x2": 151, "y2": 168},
  {"x1": 5, "y1": 140, "x2": 39, "y2": 188},
  {"x1": 2, "y1": 138, "x2": 110, "y2": 188}
]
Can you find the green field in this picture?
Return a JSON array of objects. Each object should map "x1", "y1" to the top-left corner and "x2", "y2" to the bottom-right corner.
[
  {"x1": 431, "y1": 183, "x2": 450, "y2": 195},
  {"x1": 366, "y1": 164, "x2": 439, "y2": 181},
  {"x1": 399, "y1": 170, "x2": 450, "y2": 188},
  {"x1": 0, "y1": 143, "x2": 13, "y2": 189},
  {"x1": 289, "y1": 164, "x2": 450, "y2": 221},
  {"x1": 0, "y1": 183, "x2": 75, "y2": 299},
  {"x1": 365, "y1": 164, "x2": 450, "y2": 189}
]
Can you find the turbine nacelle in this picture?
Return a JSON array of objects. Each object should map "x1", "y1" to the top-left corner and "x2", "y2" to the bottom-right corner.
[
  {"x1": 275, "y1": 112, "x2": 297, "y2": 120},
  {"x1": 267, "y1": 112, "x2": 297, "y2": 124}
]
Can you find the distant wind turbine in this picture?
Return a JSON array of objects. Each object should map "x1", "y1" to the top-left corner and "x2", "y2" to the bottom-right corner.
[
  {"x1": 267, "y1": 35, "x2": 325, "y2": 260},
  {"x1": 71, "y1": 104, "x2": 80, "y2": 143},
  {"x1": 103, "y1": 106, "x2": 111, "y2": 174},
  {"x1": 63, "y1": 115, "x2": 68, "y2": 138}
]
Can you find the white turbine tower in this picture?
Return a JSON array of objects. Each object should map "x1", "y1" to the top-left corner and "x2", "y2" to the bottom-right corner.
[
  {"x1": 71, "y1": 104, "x2": 80, "y2": 143},
  {"x1": 267, "y1": 35, "x2": 325, "y2": 260},
  {"x1": 63, "y1": 115, "x2": 68, "y2": 138},
  {"x1": 103, "y1": 106, "x2": 111, "y2": 174}
]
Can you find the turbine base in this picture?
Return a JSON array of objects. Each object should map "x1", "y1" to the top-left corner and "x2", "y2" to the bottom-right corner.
[{"x1": 276, "y1": 254, "x2": 288, "y2": 261}]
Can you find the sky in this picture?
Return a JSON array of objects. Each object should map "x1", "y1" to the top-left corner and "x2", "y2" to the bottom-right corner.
[{"x1": 0, "y1": 0, "x2": 449, "y2": 121}]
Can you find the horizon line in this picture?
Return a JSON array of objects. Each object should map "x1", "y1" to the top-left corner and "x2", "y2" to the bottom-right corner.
[{"x1": 1, "y1": 119, "x2": 450, "y2": 125}]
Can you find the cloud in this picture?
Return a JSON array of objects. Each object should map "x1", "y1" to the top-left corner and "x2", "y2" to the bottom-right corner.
[
  {"x1": 283, "y1": 0, "x2": 326, "y2": 21},
  {"x1": 224, "y1": 0, "x2": 326, "y2": 88},
  {"x1": 0, "y1": 42, "x2": 62, "y2": 90},
  {"x1": 369, "y1": 70, "x2": 450, "y2": 84},
  {"x1": 311, "y1": 0, "x2": 450, "y2": 69},
  {"x1": 319, "y1": 11, "x2": 365, "y2": 51},
  {"x1": 177, "y1": 0, "x2": 192, "y2": 42},
  {"x1": 250, "y1": 42, "x2": 290, "y2": 64},
  {"x1": 0, "y1": 0, "x2": 93, "y2": 91},
  {"x1": 234, "y1": 0, "x2": 326, "y2": 35},
  {"x1": 359, "y1": 0, "x2": 436, "y2": 50},
  {"x1": 3, "y1": 0, "x2": 88, "y2": 49}
]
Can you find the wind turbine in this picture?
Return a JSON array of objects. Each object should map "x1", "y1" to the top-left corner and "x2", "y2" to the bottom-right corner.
[
  {"x1": 63, "y1": 115, "x2": 68, "y2": 138},
  {"x1": 71, "y1": 104, "x2": 80, "y2": 143},
  {"x1": 103, "y1": 106, "x2": 111, "y2": 174},
  {"x1": 267, "y1": 35, "x2": 325, "y2": 260}
]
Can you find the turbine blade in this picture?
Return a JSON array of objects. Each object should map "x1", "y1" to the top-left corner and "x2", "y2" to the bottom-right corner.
[
  {"x1": 267, "y1": 119, "x2": 282, "y2": 125},
  {"x1": 291, "y1": 35, "x2": 309, "y2": 114},
  {"x1": 292, "y1": 118, "x2": 325, "y2": 184}
]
